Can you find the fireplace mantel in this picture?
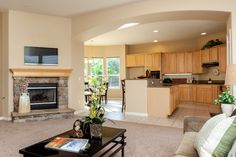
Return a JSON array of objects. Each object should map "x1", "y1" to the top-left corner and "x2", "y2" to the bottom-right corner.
[{"x1": 10, "y1": 68, "x2": 72, "y2": 77}]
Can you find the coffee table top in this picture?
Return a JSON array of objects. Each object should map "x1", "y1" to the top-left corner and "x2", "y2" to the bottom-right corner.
[{"x1": 19, "y1": 126, "x2": 126, "y2": 157}]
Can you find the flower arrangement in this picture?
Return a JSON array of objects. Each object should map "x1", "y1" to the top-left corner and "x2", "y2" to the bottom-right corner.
[
  {"x1": 214, "y1": 89, "x2": 236, "y2": 105},
  {"x1": 82, "y1": 77, "x2": 107, "y2": 130}
]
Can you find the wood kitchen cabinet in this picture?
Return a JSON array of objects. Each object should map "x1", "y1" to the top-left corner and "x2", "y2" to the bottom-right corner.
[
  {"x1": 196, "y1": 85, "x2": 213, "y2": 104},
  {"x1": 169, "y1": 53, "x2": 177, "y2": 73},
  {"x1": 179, "y1": 84, "x2": 192, "y2": 102},
  {"x1": 161, "y1": 53, "x2": 170, "y2": 74},
  {"x1": 145, "y1": 53, "x2": 161, "y2": 70},
  {"x1": 126, "y1": 54, "x2": 145, "y2": 67},
  {"x1": 185, "y1": 52, "x2": 193, "y2": 73},
  {"x1": 218, "y1": 45, "x2": 227, "y2": 73},
  {"x1": 169, "y1": 86, "x2": 179, "y2": 115},
  {"x1": 192, "y1": 51, "x2": 205, "y2": 74},
  {"x1": 201, "y1": 46, "x2": 218, "y2": 63},
  {"x1": 176, "y1": 52, "x2": 185, "y2": 73}
]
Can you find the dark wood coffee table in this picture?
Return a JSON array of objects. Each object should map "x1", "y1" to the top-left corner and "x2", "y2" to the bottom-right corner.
[{"x1": 19, "y1": 126, "x2": 126, "y2": 157}]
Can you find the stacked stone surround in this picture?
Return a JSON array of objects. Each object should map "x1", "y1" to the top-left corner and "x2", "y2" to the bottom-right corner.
[{"x1": 13, "y1": 77, "x2": 69, "y2": 112}]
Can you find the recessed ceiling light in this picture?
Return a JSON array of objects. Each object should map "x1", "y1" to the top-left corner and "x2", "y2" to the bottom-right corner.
[
  {"x1": 201, "y1": 32, "x2": 207, "y2": 36},
  {"x1": 153, "y1": 40, "x2": 158, "y2": 43},
  {"x1": 153, "y1": 30, "x2": 159, "y2": 33},
  {"x1": 118, "y1": 22, "x2": 139, "y2": 30}
]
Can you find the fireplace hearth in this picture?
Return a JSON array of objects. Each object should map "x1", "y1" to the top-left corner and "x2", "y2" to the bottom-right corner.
[{"x1": 28, "y1": 83, "x2": 58, "y2": 110}]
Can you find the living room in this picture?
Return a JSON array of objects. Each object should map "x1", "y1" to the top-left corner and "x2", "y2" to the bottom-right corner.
[{"x1": 0, "y1": 0, "x2": 236, "y2": 157}]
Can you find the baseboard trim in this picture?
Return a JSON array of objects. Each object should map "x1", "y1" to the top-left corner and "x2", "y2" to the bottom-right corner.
[
  {"x1": 125, "y1": 112, "x2": 148, "y2": 117},
  {"x1": 0, "y1": 117, "x2": 12, "y2": 121},
  {"x1": 74, "y1": 109, "x2": 85, "y2": 115}
]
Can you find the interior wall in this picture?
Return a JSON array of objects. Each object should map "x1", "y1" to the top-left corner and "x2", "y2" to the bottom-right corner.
[
  {"x1": 4, "y1": 10, "x2": 72, "y2": 116},
  {"x1": 84, "y1": 45, "x2": 126, "y2": 99},
  {"x1": 0, "y1": 13, "x2": 2, "y2": 116}
]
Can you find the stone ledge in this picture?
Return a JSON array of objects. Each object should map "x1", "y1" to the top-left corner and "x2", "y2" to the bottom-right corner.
[{"x1": 12, "y1": 108, "x2": 75, "y2": 122}]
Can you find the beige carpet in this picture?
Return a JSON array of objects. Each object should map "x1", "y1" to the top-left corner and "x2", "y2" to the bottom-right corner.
[{"x1": 0, "y1": 117, "x2": 182, "y2": 157}]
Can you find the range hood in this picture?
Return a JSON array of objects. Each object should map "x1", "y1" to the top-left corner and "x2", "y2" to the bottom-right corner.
[{"x1": 202, "y1": 62, "x2": 219, "y2": 68}]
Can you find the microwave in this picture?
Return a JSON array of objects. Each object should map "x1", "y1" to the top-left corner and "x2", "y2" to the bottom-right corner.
[{"x1": 150, "y1": 71, "x2": 160, "y2": 79}]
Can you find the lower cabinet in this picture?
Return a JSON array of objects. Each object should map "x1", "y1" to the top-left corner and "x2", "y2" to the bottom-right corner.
[
  {"x1": 179, "y1": 84, "x2": 222, "y2": 105},
  {"x1": 169, "y1": 86, "x2": 179, "y2": 115}
]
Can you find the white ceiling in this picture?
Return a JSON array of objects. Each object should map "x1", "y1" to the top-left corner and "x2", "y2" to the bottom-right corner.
[
  {"x1": 85, "y1": 20, "x2": 226, "y2": 45},
  {"x1": 0, "y1": 0, "x2": 142, "y2": 16}
]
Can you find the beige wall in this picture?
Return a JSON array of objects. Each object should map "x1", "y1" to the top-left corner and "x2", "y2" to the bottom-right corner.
[
  {"x1": 0, "y1": 13, "x2": 2, "y2": 115},
  {"x1": 1, "y1": 12, "x2": 9, "y2": 117},
  {"x1": 127, "y1": 38, "x2": 198, "y2": 54},
  {"x1": 2, "y1": 10, "x2": 72, "y2": 116},
  {"x1": 84, "y1": 45, "x2": 126, "y2": 99}
]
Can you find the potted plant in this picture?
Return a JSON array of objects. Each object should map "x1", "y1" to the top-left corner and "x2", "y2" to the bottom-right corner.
[
  {"x1": 82, "y1": 77, "x2": 106, "y2": 139},
  {"x1": 214, "y1": 89, "x2": 236, "y2": 116}
]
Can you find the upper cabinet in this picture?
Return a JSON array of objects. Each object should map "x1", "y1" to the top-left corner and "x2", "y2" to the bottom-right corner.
[
  {"x1": 192, "y1": 50, "x2": 205, "y2": 74},
  {"x1": 218, "y1": 45, "x2": 227, "y2": 73},
  {"x1": 161, "y1": 53, "x2": 176, "y2": 74},
  {"x1": 201, "y1": 46, "x2": 219, "y2": 63},
  {"x1": 126, "y1": 54, "x2": 145, "y2": 67},
  {"x1": 145, "y1": 53, "x2": 161, "y2": 70},
  {"x1": 184, "y1": 52, "x2": 193, "y2": 73},
  {"x1": 176, "y1": 52, "x2": 185, "y2": 73}
]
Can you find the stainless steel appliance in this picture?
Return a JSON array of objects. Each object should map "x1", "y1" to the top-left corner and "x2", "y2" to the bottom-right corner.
[{"x1": 150, "y1": 71, "x2": 160, "y2": 79}]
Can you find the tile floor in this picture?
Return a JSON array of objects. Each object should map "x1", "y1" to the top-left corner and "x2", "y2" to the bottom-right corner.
[{"x1": 84, "y1": 100, "x2": 221, "y2": 128}]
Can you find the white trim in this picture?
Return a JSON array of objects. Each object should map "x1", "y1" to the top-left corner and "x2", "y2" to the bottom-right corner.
[
  {"x1": 0, "y1": 117, "x2": 12, "y2": 121},
  {"x1": 125, "y1": 112, "x2": 148, "y2": 117}
]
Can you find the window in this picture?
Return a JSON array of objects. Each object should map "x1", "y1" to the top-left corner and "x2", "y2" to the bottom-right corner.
[
  {"x1": 84, "y1": 58, "x2": 104, "y2": 82},
  {"x1": 106, "y1": 57, "x2": 120, "y2": 88}
]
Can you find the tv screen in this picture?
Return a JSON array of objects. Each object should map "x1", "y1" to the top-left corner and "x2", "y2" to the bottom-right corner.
[{"x1": 24, "y1": 46, "x2": 58, "y2": 65}]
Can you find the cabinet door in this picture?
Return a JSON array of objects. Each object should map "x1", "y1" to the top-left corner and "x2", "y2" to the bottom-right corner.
[
  {"x1": 185, "y1": 52, "x2": 192, "y2": 73},
  {"x1": 135, "y1": 54, "x2": 145, "y2": 66},
  {"x1": 201, "y1": 49, "x2": 210, "y2": 63},
  {"x1": 219, "y1": 45, "x2": 227, "y2": 73},
  {"x1": 152, "y1": 53, "x2": 161, "y2": 70},
  {"x1": 146, "y1": 53, "x2": 161, "y2": 70},
  {"x1": 161, "y1": 53, "x2": 170, "y2": 74},
  {"x1": 209, "y1": 47, "x2": 218, "y2": 62},
  {"x1": 145, "y1": 54, "x2": 153, "y2": 68},
  {"x1": 192, "y1": 51, "x2": 205, "y2": 74},
  {"x1": 212, "y1": 85, "x2": 220, "y2": 105},
  {"x1": 196, "y1": 85, "x2": 212, "y2": 104},
  {"x1": 192, "y1": 85, "x2": 197, "y2": 102},
  {"x1": 126, "y1": 55, "x2": 136, "y2": 67},
  {"x1": 169, "y1": 53, "x2": 177, "y2": 73},
  {"x1": 179, "y1": 85, "x2": 191, "y2": 102},
  {"x1": 176, "y1": 52, "x2": 185, "y2": 73}
]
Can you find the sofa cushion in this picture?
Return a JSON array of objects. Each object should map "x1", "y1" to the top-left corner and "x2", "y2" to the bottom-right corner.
[
  {"x1": 196, "y1": 116, "x2": 236, "y2": 157},
  {"x1": 228, "y1": 140, "x2": 236, "y2": 157},
  {"x1": 175, "y1": 132, "x2": 198, "y2": 157},
  {"x1": 194, "y1": 114, "x2": 226, "y2": 153}
]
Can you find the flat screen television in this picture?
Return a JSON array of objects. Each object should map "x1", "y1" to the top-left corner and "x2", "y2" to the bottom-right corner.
[{"x1": 24, "y1": 46, "x2": 58, "y2": 65}]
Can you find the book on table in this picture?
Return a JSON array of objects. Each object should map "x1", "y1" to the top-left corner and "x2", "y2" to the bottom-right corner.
[{"x1": 45, "y1": 137, "x2": 89, "y2": 153}]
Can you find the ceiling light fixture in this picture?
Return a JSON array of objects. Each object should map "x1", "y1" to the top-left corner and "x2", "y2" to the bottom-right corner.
[
  {"x1": 153, "y1": 40, "x2": 158, "y2": 43},
  {"x1": 201, "y1": 32, "x2": 207, "y2": 36},
  {"x1": 118, "y1": 22, "x2": 139, "y2": 30},
  {"x1": 153, "y1": 30, "x2": 159, "y2": 33}
]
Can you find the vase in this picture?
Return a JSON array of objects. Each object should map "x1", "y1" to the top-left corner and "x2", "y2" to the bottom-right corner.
[
  {"x1": 221, "y1": 103, "x2": 234, "y2": 117},
  {"x1": 18, "y1": 93, "x2": 30, "y2": 113},
  {"x1": 90, "y1": 123, "x2": 102, "y2": 139}
]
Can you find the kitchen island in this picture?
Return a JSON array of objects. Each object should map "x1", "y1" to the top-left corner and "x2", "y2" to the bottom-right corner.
[{"x1": 125, "y1": 79, "x2": 222, "y2": 118}]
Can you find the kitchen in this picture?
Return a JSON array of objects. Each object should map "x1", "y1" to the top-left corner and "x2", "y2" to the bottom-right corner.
[{"x1": 125, "y1": 38, "x2": 226, "y2": 117}]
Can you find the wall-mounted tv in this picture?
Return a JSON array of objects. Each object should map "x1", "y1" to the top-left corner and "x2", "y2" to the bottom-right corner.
[{"x1": 24, "y1": 46, "x2": 58, "y2": 65}]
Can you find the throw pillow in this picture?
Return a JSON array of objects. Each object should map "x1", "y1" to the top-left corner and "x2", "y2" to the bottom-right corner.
[
  {"x1": 228, "y1": 140, "x2": 236, "y2": 157},
  {"x1": 194, "y1": 114, "x2": 227, "y2": 150},
  {"x1": 197, "y1": 116, "x2": 236, "y2": 157}
]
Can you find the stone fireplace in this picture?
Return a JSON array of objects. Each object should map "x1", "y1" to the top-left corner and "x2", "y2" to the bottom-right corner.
[{"x1": 10, "y1": 68, "x2": 74, "y2": 122}]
